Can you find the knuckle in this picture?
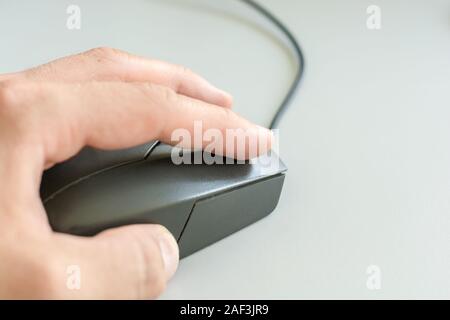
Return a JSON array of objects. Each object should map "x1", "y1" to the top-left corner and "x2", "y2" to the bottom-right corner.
[
  {"x1": 0, "y1": 81, "x2": 29, "y2": 136},
  {"x1": 176, "y1": 65, "x2": 193, "y2": 77},
  {"x1": 219, "y1": 104, "x2": 235, "y2": 121},
  {"x1": 0, "y1": 80, "x2": 45, "y2": 111},
  {"x1": 0, "y1": 80, "x2": 20, "y2": 110},
  {"x1": 173, "y1": 65, "x2": 195, "y2": 92},
  {"x1": 85, "y1": 46, "x2": 128, "y2": 62},
  {"x1": 159, "y1": 85, "x2": 179, "y2": 104},
  {"x1": 0, "y1": 81, "x2": 44, "y2": 138},
  {"x1": 140, "y1": 83, "x2": 179, "y2": 109}
]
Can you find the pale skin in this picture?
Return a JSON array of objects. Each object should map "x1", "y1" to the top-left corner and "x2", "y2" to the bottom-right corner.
[{"x1": 0, "y1": 47, "x2": 272, "y2": 299}]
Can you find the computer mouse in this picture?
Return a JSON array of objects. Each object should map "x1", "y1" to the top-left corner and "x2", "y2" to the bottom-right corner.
[{"x1": 40, "y1": 141, "x2": 287, "y2": 258}]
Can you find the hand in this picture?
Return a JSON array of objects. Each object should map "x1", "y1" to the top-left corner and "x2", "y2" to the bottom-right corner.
[{"x1": 0, "y1": 47, "x2": 272, "y2": 299}]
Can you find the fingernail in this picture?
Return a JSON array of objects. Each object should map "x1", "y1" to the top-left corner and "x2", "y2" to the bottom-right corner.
[
  {"x1": 157, "y1": 231, "x2": 179, "y2": 280},
  {"x1": 257, "y1": 126, "x2": 274, "y2": 153},
  {"x1": 220, "y1": 90, "x2": 234, "y2": 108}
]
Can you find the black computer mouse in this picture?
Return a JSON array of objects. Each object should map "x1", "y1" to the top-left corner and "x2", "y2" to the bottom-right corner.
[{"x1": 40, "y1": 141, "x2": 286, "y2": 258}]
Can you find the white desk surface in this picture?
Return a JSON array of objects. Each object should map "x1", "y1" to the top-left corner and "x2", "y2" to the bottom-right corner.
[{"x1": 1, "y1": 0, "x2": 449, "y2": 299}]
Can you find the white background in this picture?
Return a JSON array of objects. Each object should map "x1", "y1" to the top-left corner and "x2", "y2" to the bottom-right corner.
[{"x1": 1, "y1": 0, "x2": 449, "y2": 298}]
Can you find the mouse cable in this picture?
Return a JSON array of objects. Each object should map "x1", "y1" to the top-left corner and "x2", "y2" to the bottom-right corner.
[{"x1": 238, "y1": 0, "x2": 305, "y2": 129}]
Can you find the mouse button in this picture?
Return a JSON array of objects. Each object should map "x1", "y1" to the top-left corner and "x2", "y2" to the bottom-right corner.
[
  {"x1": 145, "y1": 143, "x2": 173, "y2": 161},
  {"x1": 40, "y1": 141, "x2": 157, "y2": 199},
  {"x1": 44, "y1": 160, "x2": 195, "y2": 239},
  {"x1": 147, "y1": 144, "x2": 287, "y2": 175}
]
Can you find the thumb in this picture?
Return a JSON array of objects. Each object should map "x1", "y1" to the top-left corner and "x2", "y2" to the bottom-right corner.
[{"x1": 54, "y1": 224, "x2": 179, "y2": 299}]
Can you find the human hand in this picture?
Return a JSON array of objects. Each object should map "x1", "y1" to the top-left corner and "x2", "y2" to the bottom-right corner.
[{"x1": 0, "y1": 48, "x2": 272, "y2": 299}]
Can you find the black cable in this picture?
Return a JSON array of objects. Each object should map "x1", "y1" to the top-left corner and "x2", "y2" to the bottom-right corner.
[{"x1": 238, "y1": 0, "x2": 305, "y2": 129}]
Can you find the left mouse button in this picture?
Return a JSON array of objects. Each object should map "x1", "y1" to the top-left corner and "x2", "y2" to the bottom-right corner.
[{"x1": 40, "y1": 141, "x2": 157, "y2": 200}]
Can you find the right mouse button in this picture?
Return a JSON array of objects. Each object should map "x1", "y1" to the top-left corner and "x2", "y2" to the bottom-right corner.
[{"x1": 177, "y1": 173, "x2": 286, "y2": 258}]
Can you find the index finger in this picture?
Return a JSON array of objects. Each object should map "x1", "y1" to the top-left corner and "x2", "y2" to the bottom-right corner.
[{"x1": 15, "y1": 81, "x2": 272, "y2": 167}]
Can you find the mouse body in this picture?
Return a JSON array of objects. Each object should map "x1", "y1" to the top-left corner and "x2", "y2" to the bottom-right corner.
[{"x1": 41, "y1": 142, "x2": 286, "y2": 258}]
